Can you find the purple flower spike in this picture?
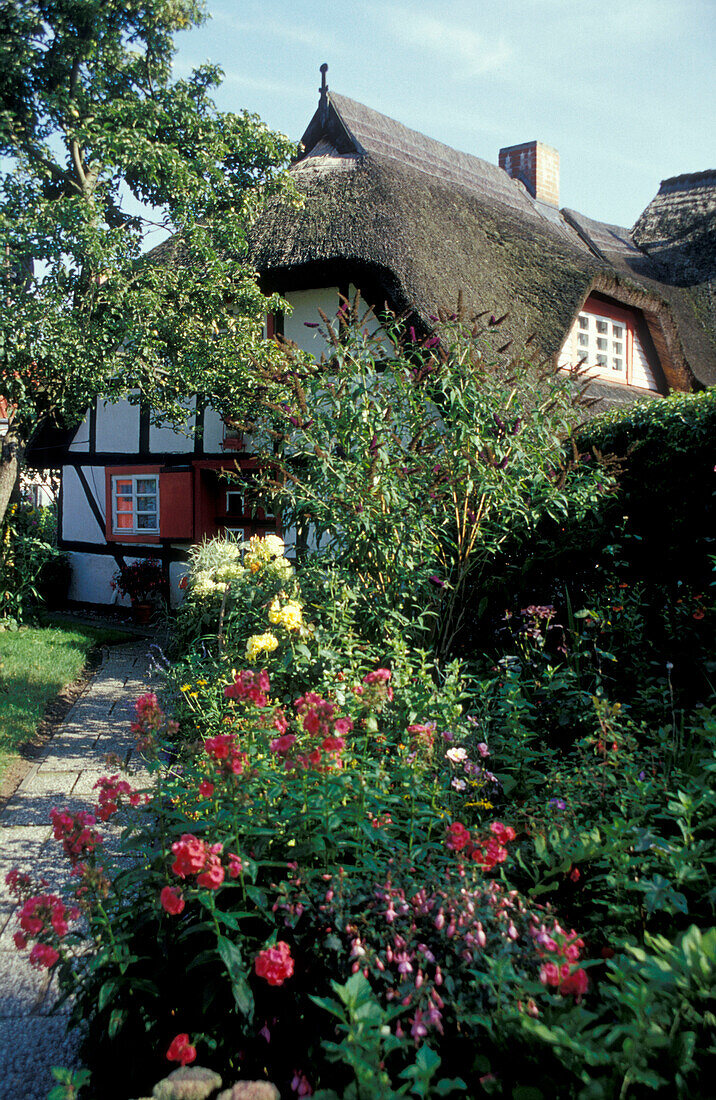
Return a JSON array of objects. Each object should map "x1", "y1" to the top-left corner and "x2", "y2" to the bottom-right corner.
[
  {"x1": 429, "y1": 575, "x2": 446, "y2": 588},
  {"x1": 304, "y1": 321, "x2": 320, "y2": 328}
]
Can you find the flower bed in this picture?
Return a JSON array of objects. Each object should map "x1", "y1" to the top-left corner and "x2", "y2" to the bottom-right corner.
[{"x1": 6, "y1": 535, "x2": 715, "y2": 1099}]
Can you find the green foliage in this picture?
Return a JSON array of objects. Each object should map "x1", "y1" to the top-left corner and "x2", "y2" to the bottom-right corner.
[
  {"x1": 0, "y1": 502, "x2": 68, "y2": 624},
  {"x1": 254, "y1": 308, "x2": 614, "y2": 657},
  {"x1": 0, "y1": 0, "x2": 296, "y2": 521},
  {"x1": 575, "y1": 388, "x2": 716, "y2": 586}
]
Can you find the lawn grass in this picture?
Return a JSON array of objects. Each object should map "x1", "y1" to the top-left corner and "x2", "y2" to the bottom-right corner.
[{"x1": 0, "y1": 622, "x2": 131, "y2": 780}]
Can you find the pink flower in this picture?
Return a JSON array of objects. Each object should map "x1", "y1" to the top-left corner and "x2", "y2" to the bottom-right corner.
[
  {"x1": 446, "y1": 822, "x2": 471, "y2": 852},
  {"x1": 224, "y1": 669, "x2": 270, "y2": 707},
  {"x1": 270, "y1": 733, "x2": 296, "y2": 756},
  {"x1": 166, "y1": 1033, "x2": 196, "y2": 1066},
  {"x1": 160, "y1": 886, "x2": 185, "y2": 915},
  {"x1": 490, "y1": 821, "x2": 516, "y2": 843},
  {"x1": 197, "y1": 858, "x2": 225, "y2": 890},
  {"x1": 255, "y1": 941, "x2": 295, "y2": 986},
  {"x1": 171, "y1": 834, "x2": 207, "y2": 878},
  {"x1": 227, "y1": 853, "x2": 243, "y2": 879},
  {"x1": 29, "y1": 942, "x2": 60, "y2": 969}
]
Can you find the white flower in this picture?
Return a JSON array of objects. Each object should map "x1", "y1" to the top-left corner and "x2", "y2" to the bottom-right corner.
[
  {"x1": 451, "y1": 778, "x2": 467, "y2": 791},
  {"x1": 446, "y1": 747, "x2": 467, "y2": 764}
]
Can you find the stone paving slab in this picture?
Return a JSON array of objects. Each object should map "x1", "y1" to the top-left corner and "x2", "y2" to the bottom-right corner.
[{"x1": 0, "y1": 638, "x2": 157, "y2": 1097}]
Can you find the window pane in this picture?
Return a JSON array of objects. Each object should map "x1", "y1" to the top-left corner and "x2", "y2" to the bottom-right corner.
[
  {"x1": 136, "y1": 478, "x2": 157, "y2": 494},
  {"x1": 612, "y1": 359, "x2": 624, "y2": 371},
  {"x1": 116, "y1": 480, "x2": 132, "y2": 493},
  {"x1": 597, "y1": 338, "x2": 607, "y2": 350},
  {"x1": 578, "y1": 333, "x2": 589, "y2": 347},
  {"x1": 137, "y1": 514, "x2": 158, "y2": 530},
  {"x1": 136, "y1": 496, "x2": 156, "y2": 510},
  {"x1": 596, "y1": 354, "x2": 608, "y2": 366},
  {"x1": 116, "y1": 497, "x2": 133, "y2": 512},
  {"x1": 116, "y1": 514, "x2": 133, "y2": 529},
  {"x1": 596, "y1": 320, "x2": 608, "y2": 334},
  {"x1": 612, "y1": 324, "x2": 623, "y2": 338},
  {"x1": 578, "y1": 315, "x2": 589, "y2": 329},
  {"x1": 613, "y1": 342, "x2": 623, "y2": 355}
]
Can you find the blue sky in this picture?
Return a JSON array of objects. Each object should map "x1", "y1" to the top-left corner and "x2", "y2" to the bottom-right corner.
[{"x1": 173, "y1": 0, "x2": 715, "y2": 229}]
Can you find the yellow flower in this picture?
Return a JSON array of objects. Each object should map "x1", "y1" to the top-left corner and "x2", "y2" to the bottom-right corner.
[
  {"x1": 268, "y1": 598, "x2": 303, "y2": 631},
  {"x1": 180, "y1": 683, "x2": 192, "y2": 692},
  {"x1": 245, "y1": 632, "x2": 279, "y2": 662}
]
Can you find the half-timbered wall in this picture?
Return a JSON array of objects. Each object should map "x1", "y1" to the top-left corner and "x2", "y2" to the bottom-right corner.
[{"x1": 59, "y1": 285, "x2": 352, "y2": 607}]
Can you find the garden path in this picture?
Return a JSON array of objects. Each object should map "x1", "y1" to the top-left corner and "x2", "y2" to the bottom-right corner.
[{"x1": 0, "y1": 637, "x2": 157, "y2": 1100}]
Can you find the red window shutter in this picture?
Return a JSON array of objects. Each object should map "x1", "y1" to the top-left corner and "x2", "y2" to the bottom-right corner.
[{"x1": 159, "y1": 470, "x2": 194, "y2": 539}]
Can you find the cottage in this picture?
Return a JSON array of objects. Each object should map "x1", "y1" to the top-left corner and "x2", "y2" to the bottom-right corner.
[{"x1": 31, "y1": 68, "x2": 716, "y2": 608}]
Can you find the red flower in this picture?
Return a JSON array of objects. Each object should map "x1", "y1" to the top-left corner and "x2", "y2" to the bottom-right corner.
[
  {"x1": 166, "y1": 1033, "x2": 196, "y2": 1066},
  {"x1": 171, "y1": 834, "x2": 207, "y2": 878},
  {"x1": 490, "y1": 821, "x2": 516, "y2": 843},
  {"x1": 569, "y1": 867, "x2": 581, "y2": 883},
  {"x1": 255, "y1": 941, "x2": 295, "y2": 986},
  {"x1": 160, "y1": 886, "x2": 185, "y2": 915},
  {"x1": 446, "y1": 822, "x2": 471, "y2": 852},
  {"x1": 199, "y1": 780, "x2": 214, "y2": 798}
]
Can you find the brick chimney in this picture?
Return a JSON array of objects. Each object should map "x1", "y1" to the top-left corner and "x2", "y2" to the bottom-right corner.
[{"x1": 499, "y1": 141, "x2": 560, "y2": 207}]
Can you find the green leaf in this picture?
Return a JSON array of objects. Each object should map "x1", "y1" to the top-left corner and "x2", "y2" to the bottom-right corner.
[{"x1": 216, "y1": 935, "x2": 255, "y2": 1022}]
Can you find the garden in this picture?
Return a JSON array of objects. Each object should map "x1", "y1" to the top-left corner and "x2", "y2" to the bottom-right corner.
[{"x1": 4, "y1": 313, "x2": 715, "y2": 1100}]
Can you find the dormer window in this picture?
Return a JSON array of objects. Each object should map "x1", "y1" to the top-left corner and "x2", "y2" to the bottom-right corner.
[{"x1": 558, "y1": 295, "x2": 660, "y2": 391}]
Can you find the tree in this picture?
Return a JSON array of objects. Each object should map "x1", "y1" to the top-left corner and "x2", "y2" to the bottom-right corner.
[{"x1": 0, "y1": 0, "x2": 295, "y2": 523}]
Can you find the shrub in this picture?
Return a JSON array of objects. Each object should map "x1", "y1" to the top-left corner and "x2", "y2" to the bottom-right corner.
[
  {"x1": 249, "y1": 309, "x2": 614, "y2": 658},
  {"x1": 0, "y1": 501, "x2": 68, "y2": 625}
]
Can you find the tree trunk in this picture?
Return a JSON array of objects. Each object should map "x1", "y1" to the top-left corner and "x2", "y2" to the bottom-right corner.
[{"x1": 0, "y1": 432, "x2": 22, "y2": 527}]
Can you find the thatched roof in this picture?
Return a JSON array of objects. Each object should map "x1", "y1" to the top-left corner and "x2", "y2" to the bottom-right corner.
[{"x1": 249, "y1": 87, "x2": 716, "y2": 393}]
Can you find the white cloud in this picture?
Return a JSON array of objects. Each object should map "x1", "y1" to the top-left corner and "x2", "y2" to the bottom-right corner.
[
  {"x1": 377, "y1": 6, "x2": 513, "y2": 77},
  {"x1": 211, "y1": 12, "x2": 338, "y2": 55}
]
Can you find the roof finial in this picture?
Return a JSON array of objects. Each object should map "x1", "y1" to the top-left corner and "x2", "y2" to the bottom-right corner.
[{"x1": 319, "y1": 63, "x2": 329, "y2": 122}]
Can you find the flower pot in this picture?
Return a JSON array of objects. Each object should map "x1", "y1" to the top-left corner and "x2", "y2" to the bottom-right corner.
[{"x1": 131, "y1": 602, "x2": 153, "y2": 625}]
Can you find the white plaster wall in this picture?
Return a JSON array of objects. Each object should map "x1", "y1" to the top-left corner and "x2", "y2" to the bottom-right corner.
[
  {"x1": 96, "y1": 397, "x2": 139, "y2": 452},
  {"x1": 283, "y1": 288, "x2": 338, "y2": 354},
  {"x1": 632, "y1": 331, "x2": 657, "y2": 390},
  {"x1": 62, "y1": 466, "x2": 107, "y2": 543},
  {"x1": 203, "y1": 407, "x2": 225, "y2": 453},
  {"x1": 169, "y1": 558, "x2": 189, "y2": 607},
  {"x1": 67, "y1": 551, "x2": 122, "y2": 604},
  {"x1": 149, "y1": 399, "x2": 196, "y2": 453},
  {"x1": 68, "y1": 411, "x2": 91, "y2": 452}
]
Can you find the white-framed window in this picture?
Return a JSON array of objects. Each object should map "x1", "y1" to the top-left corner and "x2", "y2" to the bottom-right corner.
[
  {"x1": 112, "y1": 475, "x2": 159, "y2": 534},
  {"x1": 575, "y1": 313, "x2": 627, "y2": 376},
  {"x1": 226, "y1": 490, "x2": 243, "y2": 514}
]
